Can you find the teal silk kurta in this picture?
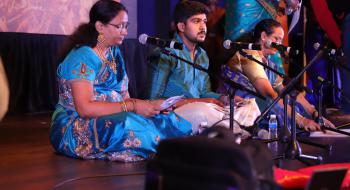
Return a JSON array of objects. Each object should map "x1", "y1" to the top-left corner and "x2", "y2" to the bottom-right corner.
[
  {"x1": 50, "y1": 46, "x2": 192, "y2": 162},
  {"x1": 148, "y1": 33, "x2": 221, "y2": 100}
]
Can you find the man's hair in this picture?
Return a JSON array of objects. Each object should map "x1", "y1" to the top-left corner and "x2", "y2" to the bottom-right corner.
[
  {"x1": 173, "y1": 1, "x2": 209, "y2": 26},
  {"x1": 253, "y1": 19, "x2": 282, "y2": 42}
]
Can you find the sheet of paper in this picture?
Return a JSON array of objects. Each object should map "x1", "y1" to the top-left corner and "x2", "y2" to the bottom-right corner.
[{"x1": 160, "y1": 95, "x2": 184, "y2": 110}]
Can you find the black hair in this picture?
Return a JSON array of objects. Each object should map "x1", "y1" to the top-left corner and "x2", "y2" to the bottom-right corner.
[
  {"x1": 173, "y1": 0, "x2": 209, "y2": 29},
  {"x1": 252, "y1": 19, "x2": 282, "y2": 43},
  {"x1": 58, "y1": 0, "x2": 127, "y2": 62}
]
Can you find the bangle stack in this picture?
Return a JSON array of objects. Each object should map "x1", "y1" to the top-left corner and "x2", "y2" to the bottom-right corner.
[
  {"x1": 120, "y1": 101, "x2": 128, "y2": 112},
  {"x1": 120, "y1": 99, "x2": 138, "y2": 113}
]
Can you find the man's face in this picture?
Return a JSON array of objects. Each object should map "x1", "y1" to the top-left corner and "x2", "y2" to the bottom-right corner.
[{"x1": 179, "y1": 13, "x2": 207, "y2": 43}]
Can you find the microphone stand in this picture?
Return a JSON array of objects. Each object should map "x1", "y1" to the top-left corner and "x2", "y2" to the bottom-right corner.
[
  {"x1": 327, "y1": 54, "x2": 350, "y2": 112},
  {"x1": 316, "y1": 79, "x2": 350, "y2": 136},
  {"x1": 160, "y1": 48, "x2": 209, "y2": 73},
  {"x1": 238, "y1": 50, "x2": 313, "y2": 94},
  {"x1": 253, "y1": 50, "x2": 328, "y2": 163},
  {"x1": 160, "y1": 48, "x2": 264, "y2": 132},
  {"x1": 329, "y1": 55, "x2": 350, "y2": 74},
  {"x1": 239, "y1": 49, "x2": 331, "y2": 148},
  {"x1": 224, "y1": 78, "x2": 265, "y2": 131}
]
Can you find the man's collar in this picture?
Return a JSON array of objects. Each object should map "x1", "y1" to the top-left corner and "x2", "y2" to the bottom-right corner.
[{"x1": 174, "y1": 32, "x2": 202, "y2": 53}]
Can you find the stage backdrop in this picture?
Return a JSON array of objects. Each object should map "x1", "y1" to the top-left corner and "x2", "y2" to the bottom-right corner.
[{"x1": 0, "y1": 0, "x2": 137, "y2": 38}]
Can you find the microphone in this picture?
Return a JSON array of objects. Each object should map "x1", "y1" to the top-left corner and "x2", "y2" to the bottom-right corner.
[
  {"x1": 313, "y1": 42, "x2": 344, "y2": 56},
  {"x1": 266, "y1": 40, "x2": 299, "y2": 56},
  {"x1": 138, "y1": 34, "x2": 183, "y2": 50},
  {"x1": 223, "y1": 40, "x2": 261, "y2": 50},
  {"x1": 316, "y1": 76, "x2": 332, "y2": 85},
  {"x1": 257, "y1": 128, "x2": 269, "y2": 140},
  {"x1": 247, "y1": 127, "x2": 269, "y2": 140}
]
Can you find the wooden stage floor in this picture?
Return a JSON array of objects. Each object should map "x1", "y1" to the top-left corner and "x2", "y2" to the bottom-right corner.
[{"x1": 0, "y1": 112, "x2": 350, "y2": 190}]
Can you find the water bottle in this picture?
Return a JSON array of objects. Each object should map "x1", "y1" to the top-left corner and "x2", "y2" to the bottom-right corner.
[{"x1": 268, "y1": 114, "x2": 278, "y2": 153}]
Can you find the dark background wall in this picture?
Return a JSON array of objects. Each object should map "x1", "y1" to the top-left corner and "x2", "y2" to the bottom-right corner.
[
  {"x1": 0, "y1": 0, "x2": 226, "y2": 114},
  {"x1": 137, "y1": 0, "x2": 225, "y2": 39}
]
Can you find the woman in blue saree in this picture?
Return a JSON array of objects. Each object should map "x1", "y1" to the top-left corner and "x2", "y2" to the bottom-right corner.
[
  {"x1": 50, "y1": 0, "x2": 192, "y2": 162},
  {"x1": 224, "y1": 0, "x2": 300, "y2": 74},
  {"x1": 225, "y1": 19, "x2": 335, "y2": 131}
]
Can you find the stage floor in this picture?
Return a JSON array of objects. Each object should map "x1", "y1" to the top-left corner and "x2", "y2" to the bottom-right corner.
[{"x1": 0, "y1": 112, "x2": 349, "y2": 190}]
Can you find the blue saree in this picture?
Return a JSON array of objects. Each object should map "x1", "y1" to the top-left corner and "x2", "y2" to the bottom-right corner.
[
  {"x1": 50, "y1": 46, "x2": 192, "y2": 162},
  {"x1": 224, "y1": 0, "x2": 284, "y2": 72},
  {"x1": 224, "y1": 0, "x2": 279, "y2": 41}
]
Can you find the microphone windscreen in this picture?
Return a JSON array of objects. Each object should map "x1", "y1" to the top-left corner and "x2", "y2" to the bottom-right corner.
[
  {"x1": 257, "y1": 129, "x2": 269, "y2": 140},
  {"x1": 223, "y1": 40, "x2": 231, "y2": 49},
  {"x1": 313, "y1": 42, "x2": 321, "y2": 50},
  {"x1": 138, "y1": 33, "x2": 148, "y2": 45}
]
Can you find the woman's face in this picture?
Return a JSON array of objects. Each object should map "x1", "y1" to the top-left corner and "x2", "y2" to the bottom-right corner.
[
  {"x1": 100, "y1": 10, "x2": 128, "y2": 46},
  {"x1": 260, "y1": 26, "x2": 284, "y2": 56}
]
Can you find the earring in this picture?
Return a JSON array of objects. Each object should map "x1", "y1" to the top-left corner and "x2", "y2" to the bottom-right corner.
[{"x1": 97, "y1": 33, "x2": 105, "y2": 45}]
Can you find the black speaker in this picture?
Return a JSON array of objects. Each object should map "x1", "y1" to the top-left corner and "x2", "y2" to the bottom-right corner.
[{"x1": 145, "y1": 126, "x2": 280, "y2": 190}]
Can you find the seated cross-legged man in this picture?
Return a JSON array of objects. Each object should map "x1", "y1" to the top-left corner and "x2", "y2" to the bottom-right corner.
[{"x1": 147, "y1": 1, "x2": 257, "y2": 135}]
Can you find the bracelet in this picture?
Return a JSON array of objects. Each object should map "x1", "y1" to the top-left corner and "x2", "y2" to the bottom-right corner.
[
  {"x1": 296, "y1": 113, "x2": 305, "y2": 127},
  {"x1": 119, "y1": 102, "x2": 125, "y2": 112},
  {"x1": 120, "y1": 100, "x2": 128, "y2": 112},
  {"x1": 311, "y1": 110, "x2": 318, "y2": 120}
]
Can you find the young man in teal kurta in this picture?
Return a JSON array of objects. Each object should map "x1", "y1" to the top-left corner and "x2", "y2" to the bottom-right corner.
[
  {"x1": 146, "y1": 1, "x2": 244, "y2": 134},
  {"x1": 148, "y1": 1, "x2": 227, "y2": 107}
]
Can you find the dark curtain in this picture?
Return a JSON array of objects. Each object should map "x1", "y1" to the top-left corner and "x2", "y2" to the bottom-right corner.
[
  {"x1": 0, "y1": 32, "x2": 154, "y2": 114},
  {"x1": 0, "y1": 32, "x2": 64, "y2": 114},
  {"x1": 119, "y1": 39, "x2": 155, "y2": 99}
]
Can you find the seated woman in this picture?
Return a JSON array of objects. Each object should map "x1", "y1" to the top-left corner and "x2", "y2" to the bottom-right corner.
[
  {"x1": 224, "y1": 19, "x2": 335, "y2": 131},
  {"x1": 50, "y1": 0, "x2": 192, "y2": 162}
]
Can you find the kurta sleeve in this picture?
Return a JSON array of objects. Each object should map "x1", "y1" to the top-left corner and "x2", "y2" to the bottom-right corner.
[{"x1": 148, "y1": 48, "x2": 176, "y2": 99}]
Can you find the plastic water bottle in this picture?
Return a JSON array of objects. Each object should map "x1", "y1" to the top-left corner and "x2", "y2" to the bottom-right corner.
[{"x1": 268, "y1": 114, "x2": 278, "y2": 153}]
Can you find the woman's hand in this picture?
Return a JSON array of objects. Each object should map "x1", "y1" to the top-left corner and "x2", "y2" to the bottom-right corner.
[
  {"x1": 134, "y1": 100, "x2": 161, "y2": 118},
  {"x1": 297, "y1": 116, "x2": 321, "y2": 131},
  {"x1": 321, "y1": 117, "x2": 336, "y2": 129},
  {"x1": 311, "y1": 111, "x2": 336, "y2": 129},
  {"x1": 148, "y1": 99, "x2": 164, "y2": 110},
  {"x1": 148, "y1": 99, "x2": 173, "y2": 114},
  {"x1": 218, "y1": 95, "x2": 244, "y2": 106}
]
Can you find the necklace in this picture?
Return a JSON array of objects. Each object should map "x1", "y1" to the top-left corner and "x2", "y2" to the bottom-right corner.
[{"x1": 95, "y1": 45, "x2": 117, "y2": 74}]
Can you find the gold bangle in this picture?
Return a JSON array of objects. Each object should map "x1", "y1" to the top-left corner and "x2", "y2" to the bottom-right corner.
[
  {"x1": 119, "y1": 102, "x2": 125, "y2": 112},
  {"x1": 311, "y1": 110, "x2": 318, "y2": 120},
  {"x1": 124, "y1": 101, "x2": 128, "y2": 112},
  {"x1": 121, "y1": 101, "x2": 128, "y2": 112}
]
